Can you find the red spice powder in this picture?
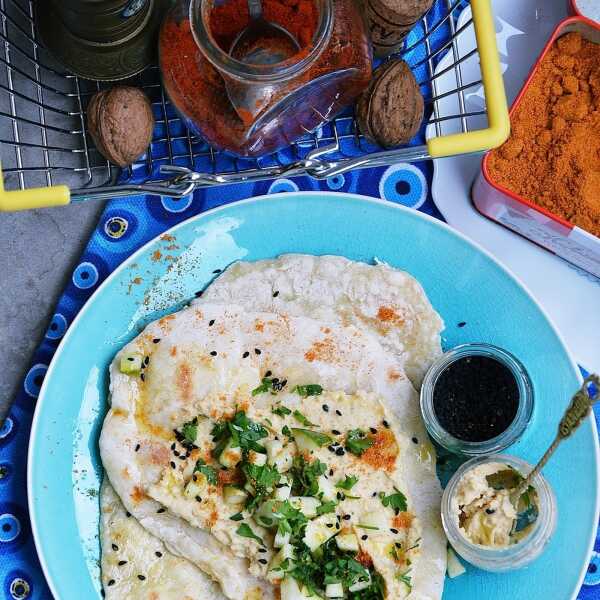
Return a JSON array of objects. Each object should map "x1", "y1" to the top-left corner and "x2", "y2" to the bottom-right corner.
[{"x1": 209, "y1": 0, "x2": 318, "y2": 52}]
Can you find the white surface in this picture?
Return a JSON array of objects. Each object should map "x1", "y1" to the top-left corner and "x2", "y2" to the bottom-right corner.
[
  {"x1": 428, "y1": 0, "x2": 600, "y2": 373},
  {"x1": 574, "y1": 0, "x2": 600, "y2": 21}
]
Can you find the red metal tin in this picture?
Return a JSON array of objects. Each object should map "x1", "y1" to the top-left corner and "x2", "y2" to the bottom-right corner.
[{"x1": 472, "y1": 16, "x2": 600, "y2": 278}]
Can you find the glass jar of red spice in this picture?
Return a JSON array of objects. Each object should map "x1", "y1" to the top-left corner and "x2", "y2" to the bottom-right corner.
[{"x1": 159, "y1": 0, "x2": 372, "y2": 157}]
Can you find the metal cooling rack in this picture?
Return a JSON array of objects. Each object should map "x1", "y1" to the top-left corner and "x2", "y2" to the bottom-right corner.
[{"x1": 0, "y1": 0, "x2": 498, "y2": 202}]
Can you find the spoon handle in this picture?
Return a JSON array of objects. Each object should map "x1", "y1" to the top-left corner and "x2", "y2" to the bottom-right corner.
[
  {"x1": 516, "y1": 374, "x2": 600, "y2": 497},
  {"x1": 248, "y1": 0, "x2": 262, "y2": 19}
]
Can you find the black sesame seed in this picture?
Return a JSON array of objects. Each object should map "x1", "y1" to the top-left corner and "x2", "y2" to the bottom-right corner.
[
  {"x1": 210, "y1": 351, "x2": 217, "y2": 357},
  {"x1": 118, "y1": 560, "x2": 127, "y2": 566},
  {"x1": 144, "y1": 356, "x2": 150, "y2": 366},
  {"x1": 258, "y1": 548, "x2": 267, "y2": 553},
  {"x1": 171, "y1": 442, "x2": 176, "y2": 450},
  {"x1": 127, "y1": 357, "x2": 134, "y2": 362},
  {"x1": 322, "y1": 404, "x2": 329, "y2": 412},
  {"x1": 369, "y1": 427, "x2": 377, "y2": 434},
  {"x1": 258, "y1": 559, "x2": 268, "y2": 565},
  {"x1": 343, "y1": 514, "x2": 351, "y2": 521},
  {"x1": 137, "y1": 575, "x2": 146, "y2": 581},
  {"x1": 112, "y1": 543, "x2": 119, "y2": 551},
  {"x1": 332, "y1": 429, "x2": 341, "y2": 435},
  {"x1": 390, "y1": 528, "x2": 399, "y2": 534},
  {"x1": 195, "y1": 290, "x2": 203, "y2": 297},
  {"x1": 336, "y1": 492, "x2": 343, "y2": 500},
  {"x1": 411, "y1": 437, "x2": 419, "y2": 444},
  {"x1": 329, "y1": 469, "x2": 334, "y2": 476},
  {"x1": 170, "y1": 461, "x2": 176, "y2": 469},
  {"x1": 173, "y1": 450, "x2": 180, "y2": 457},
  {"x1": 336, "y1": 522, "x2": 340, "y2": 530},
  {"x1": 152, "y1": 338, "x2": 161, "y2": 344},
  {"x1": 107, "y1": 579, "x2": 115, "y2": 587},
  {"x1": 361, "y1": 534, "x2": 368, "y2": 540},
  {"x1": 335, "y1": 447, "x2": 345, "y2": 456},
  {"x1": 273, "y1": 291, "x2": 280, "y2": 297},
  {"x1": 179, "y1": 455, "x2": 186, "y2": 461},
  {"x1": 220, "y1": 466, "x2": 228, "y2": 471},
  {"x1": 126, "y1": 512, "x2": 131, "y2": 518},
  {"x1": 213, "y1": 268, "x2": 222, "y2": 274},
  {"x1": 101, "y1": 589, "x2": 106, "y2": 597},
  {"x1": 382, "y1": 420, "x2": 390, "y2": 428},
  {"x1": 395, "y1": 542, "x2": 402, "y2": 548},
  {"x1": 135, "y1": 444, "x2": 140, "y2": 452},
  {"x1": 155, "y1": 551, "x2": 163, "y2": 558},
  {"x1": 157, "y1": 508, "x2": 166, "y2": 514},
  {"x1": 335, "y1": 409, "x2": 342, "y2": 416},
  {"x1": 255, "y1": 348, "x2": 262, "y2": 355},
  {"x1": 486, "y1": 508, "x2": 496, "y2": 515},
  {"x1": 243, "y1": 351, "x2": 250, "y2": 358},
  {"x1": 140, "y1": 373, "x2": 145, "y2": 382},
  {"x1": 326, "y1": 523, "x2": 333, "y2": 528},
  {"x1": 372, "y1": 492, "x2": 377, "y2": 497},
  {"x1": 265, "y1": 370, "x2": 272, "y2": 377},
  {"x1": 458, "y1": 321, "x2": 467, "y2": 328},
  {"x1": 328, "y1": 446, "x2": 336, "y2": 453},
  {"x1": 195, "y1": 496, "x2": 202, "y2": 502}
]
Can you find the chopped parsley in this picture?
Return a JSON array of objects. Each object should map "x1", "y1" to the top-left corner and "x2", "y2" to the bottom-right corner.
[
  {"x1": 252, "y1": 375, "x2": 287, "y2": 396},
  {"x1": 356, "y1": 524, "x2": 380, "y2": 530},
  {"x1": 272, "y1": 405, "x2": 292, "y2": 417},
  {"x1": 235, "y1": 523, "x2": 264, "y2": 546},
  {"x1": 242, "y1": 463, "x2": 281, "y2": 511},
  {"x1": 293, "y1": 410, "x2": 318, "y2": 427},
  {"x1": 289, "y1": 456, "x2": 327, "y2": 497},
  {"x1": 291, "y1": 428, "x2": 333, "y2": 447},
  {"x1": 294, "y1": 384, "x2": 323, "y2": 397},
  {"x1": 282, "y1": 425, "x2": 294, "y2": 439},
  {"x1": 316, "y1": 500, "x2": 337, "y2": 515},
  {"x1": 381, "y1": 488, "x2": 407, "y2": 513},
  {"x1": 396, "y1": 571, "x2": 412, "y2": 590},
  {"x1": 193, "y1": 459, "x2": 218, "y2": 485},
  {"x1": 211, "y1": 411, "x2": 268, "y2": 458},
  {"x1": 345, "y1": 429, "x2": 375, "y2": 456},
  {"x1": 181, "y1": 417, "x2": 199, "y2": 445},
  {"x1": 229, "y1": 512, "x2": 244, "y2": 521},
  {"x1": 335, "y1": 475, "x2": 359, "y2": 490}
]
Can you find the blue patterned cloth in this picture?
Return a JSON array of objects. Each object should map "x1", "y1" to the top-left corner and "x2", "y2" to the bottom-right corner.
[{"x1": 1, "y1": 1, "x2": 599, "y2": 598}]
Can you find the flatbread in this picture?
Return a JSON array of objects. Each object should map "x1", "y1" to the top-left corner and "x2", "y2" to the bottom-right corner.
[
  {"x1": 193, "y1": 255, "x2": 443, "y2": 386},
  {"x1": 100, "y1": 479, "x2": 225, "y2": 599},
  {"x1": 100, "y1": 302, "x2": 445, "y2": 599}
]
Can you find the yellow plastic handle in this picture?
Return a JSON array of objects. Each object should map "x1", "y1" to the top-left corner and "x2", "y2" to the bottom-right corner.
[
  {"x1": 0, "y1": 162, "x2": 70, "y2": 211},
  {"x1": 427, "y1": 0, "x2": 510, "y2": 158}
]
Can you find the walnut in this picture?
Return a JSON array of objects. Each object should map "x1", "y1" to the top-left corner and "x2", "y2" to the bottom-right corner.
[
  {"x1": 356, "y1": 59, "x2": 424, "y2": 148},
  {"x1": 87, "y1": 86, "x2": 154, "y2": 168}
]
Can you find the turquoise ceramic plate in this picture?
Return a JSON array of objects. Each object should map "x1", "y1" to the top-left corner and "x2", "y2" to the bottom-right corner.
[{"x1": 28, "y1": 193, "x2": 599, "y2": 599}]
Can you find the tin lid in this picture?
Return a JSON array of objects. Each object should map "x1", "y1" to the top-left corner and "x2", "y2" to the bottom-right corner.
[{"x1": 35, "y1": 0, "x2": 171, "y2": 81}]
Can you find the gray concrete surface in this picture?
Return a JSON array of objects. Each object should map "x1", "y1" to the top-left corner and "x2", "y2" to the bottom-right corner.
[{"x1": 0, "y1": 200, "x2": 105, "y2": 421}]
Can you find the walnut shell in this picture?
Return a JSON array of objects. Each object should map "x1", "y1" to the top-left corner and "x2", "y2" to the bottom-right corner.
[
  {"x1": 87, "y1": 86, "x2": 154, "y2": 168},
  {"x1": 356, "y1": 59, "x2": 424, "y2": 148},
  {"x1": 364, "y1": 0, "x2": 435, "y2": 57}
]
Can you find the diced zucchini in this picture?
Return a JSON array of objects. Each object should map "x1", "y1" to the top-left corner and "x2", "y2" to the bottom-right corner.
[
  {"x1": 360, "y1": 510, "x2": 388, "y2": 531},
  {"x1": 266, "y1": 439, "x2": 294, "y2": 473},
  {"x1": 317, "y1": 475, "x2": 336, "y2": 501},
  {"x1": 244, "y1": 481, "x2": 256, "y2": 495},
  {"x1": 266, "y1": 439, "x2": 283, "y2": 463},
  {"x1": 325, "y1": 582, "x2": 344, "y2": 598},
  {"x1": 223, "y1": 485, "x2": 248, "y2": 506},
  {"x1": 303, "y1": 514, "x2": 338, "y2": 552},
  {"x1": 336, "y1": 532, "x2": 359, "y2": 552},
  {"x1": 248, "y1": 450, "x2": 267, "y2": 466},
  {"x1": 275, "y1": 477, "x2": 292, "y2": 501},
  {"x1": 289, "y1": 496, "x2": 320, "y2": 518},
  {"x1": 293, "y1": 429, "x2": 320, "y2": 454},
  {"x1": 269, "y1": 542, "x2": 295, "y2": 575},
  {"x1": 219, "y1": 439, "x2": 242, "y2": 468},
  {"x1": 119, "y1": 353, "x2": 143, "y2": 375},
  {"x1": 184, "y1": 475, "x2": 207, "y2": 499},
  {"x1": 274, "y1": 529, "x2": 291, "y2": 548},
  {"x1": 255, "y1": 500, "x2": 281, "y2": 528},
  {"x1": 349, "y1": 575, "x2": 371, "y2": 592},
  {"x1": 446, "y1": 547, "x2": 466, "y2": 578}
]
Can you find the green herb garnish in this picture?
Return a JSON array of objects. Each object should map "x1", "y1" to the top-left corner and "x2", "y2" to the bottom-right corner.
[
  {"x1": 235, "y1": 523, "x2": 264, "y2": 546},
  {"x1": 356, "y1": 524, "x2": 380, "y2": 530},
  {"x1": 272, "y1": 405, "x2": 292, "y2": 417},
  {"x1": 289, "y1": 455, "x2": 327, "y2": 497},
  {"x1": 294, "y1": 384, "x2": 323, "y2": 398},
  {"x1": 242, "y1": 462, "x2": 281, "y2": 511},
  {"x1": 229, "y1": 512, "x2": 244, "y2": 521},
  {"x1": 316, "y1": 500, "x2": 337, "y2": 515},
  {"x1": 335, "y1": 475, "x2": 358, "y2": 490},
  {"x1": 345, "y1": 429, "x2": 374, "y2": 456},
  {"x1": 381, "y1": 488, "x2": 407, "y2": 513},
  {"x1": 291, "y1": 428, "x2": 333, "y2": 447},
  {"x1": 181, "y1": 417, "x2": 198, "y2": 445},
  {"x1": 193, "y1": 459, "x2": 218, "y2": 486},
  {"x1": 211, "y1": 411, "x2": 268, "y2": 458},
  {"x1": 282, "y1": 425, "x2": 294, "y2": 439},
  {"x1": 396, "y1": 571, "x2": 412, "y2": 590},
  {"x1": 293, "y1": 410, "x2": 318, "y2": 428}
]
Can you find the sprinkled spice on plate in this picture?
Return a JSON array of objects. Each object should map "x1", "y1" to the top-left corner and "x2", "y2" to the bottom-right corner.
[{"x1": 433, "y1": 355, "x2": 519, "y2": 442}]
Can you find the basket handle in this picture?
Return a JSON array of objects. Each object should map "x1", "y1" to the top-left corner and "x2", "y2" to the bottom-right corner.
[
  {"x1": 0, "y1": 162, "x2": 70, "y2": 211},
  {"x1": 426, "y1": 0, "x2": 510, "y2": 158}
]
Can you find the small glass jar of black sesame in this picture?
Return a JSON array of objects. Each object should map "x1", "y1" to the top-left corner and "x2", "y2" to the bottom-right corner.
[{"x1": 420, "y1": 343, "x2": 533, "y2": 456}]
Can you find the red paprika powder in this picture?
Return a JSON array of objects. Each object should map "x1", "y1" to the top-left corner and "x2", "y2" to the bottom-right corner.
[
  {"x1": 159, "y1": 0, "x2": 372, "y2": 157},
  {"x1": 209, "y1": 0, "x2": 319, "y2": 52}
]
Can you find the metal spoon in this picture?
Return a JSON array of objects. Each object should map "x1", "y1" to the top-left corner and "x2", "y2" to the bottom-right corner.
[
  {"x1": 226, "y1": 0, "x2": 301, "y2": 126},
  {"x1": 509, "y1": 374, "x2": 599, "y2": 517}
]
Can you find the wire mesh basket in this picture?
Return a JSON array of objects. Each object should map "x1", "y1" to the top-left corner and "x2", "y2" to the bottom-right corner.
[{"x1": 0, "y1": 0, "x2": 508, "y2": 210}]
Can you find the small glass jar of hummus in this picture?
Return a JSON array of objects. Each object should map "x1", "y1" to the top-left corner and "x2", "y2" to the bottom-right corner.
[{"x1": 441, "y1": 455, "x2": 557, "y2": 571}]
